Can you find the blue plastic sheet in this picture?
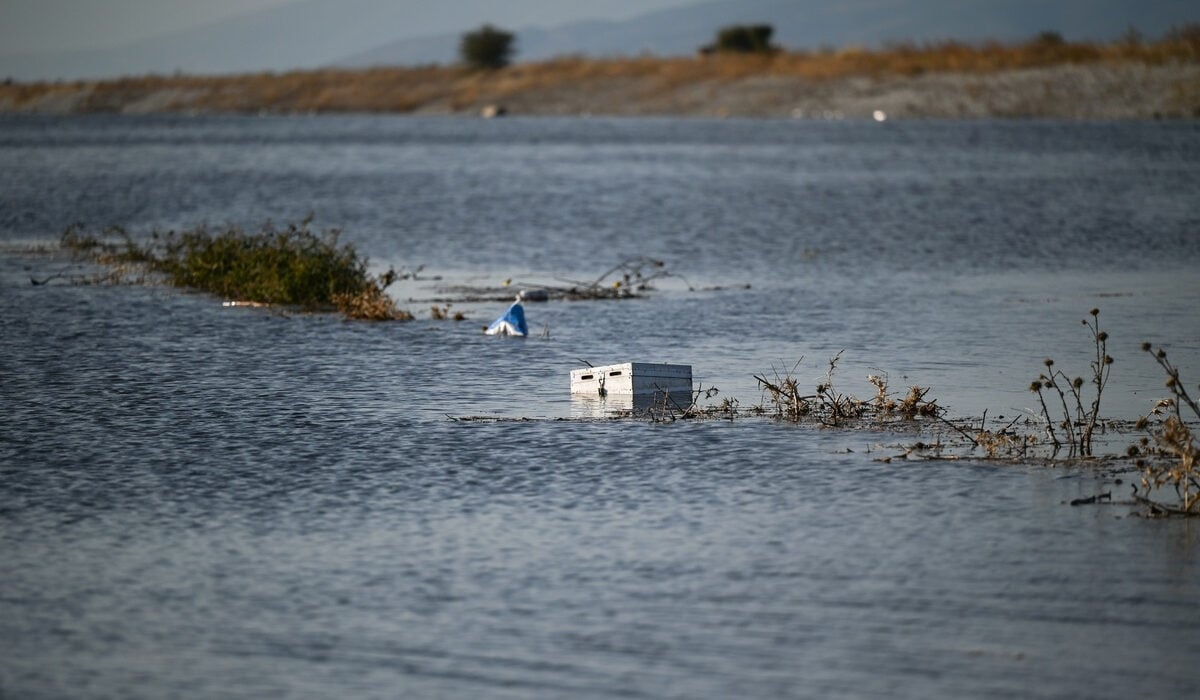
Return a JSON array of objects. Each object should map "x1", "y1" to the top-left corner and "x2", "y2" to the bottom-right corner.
[{"x1": 485, "y1": 301, "x2": 528, "y2": 337}]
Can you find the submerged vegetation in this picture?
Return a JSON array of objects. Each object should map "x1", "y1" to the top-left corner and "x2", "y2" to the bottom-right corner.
[
  {"x1": 428, "y1": 256, "x2": 688, "y2": 303},
  {"x1": 60, "y1": 218, "x2": 412, "y2": 320},
  {"x1": 732, "y1": 310, "x2": 1196, "y2": 517},
  {"x1": 43, "y1": 228, "x2": 1200, "y2": 516},
  {"x1": 756, "y1": 353, "x2": 941, "y2": 427},
  {"x1": 56, "y1": 218, "x2": 689, "y2": 316}
]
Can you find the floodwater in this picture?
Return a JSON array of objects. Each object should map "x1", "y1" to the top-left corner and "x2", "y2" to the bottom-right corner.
[{"x1": 1, "y1": 115, "x2": 1199, "y2": 698}]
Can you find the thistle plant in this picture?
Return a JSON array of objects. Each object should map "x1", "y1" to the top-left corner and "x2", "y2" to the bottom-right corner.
[{"x1": 1028, "y1": 308, "x2": 1112, "y2": 457}]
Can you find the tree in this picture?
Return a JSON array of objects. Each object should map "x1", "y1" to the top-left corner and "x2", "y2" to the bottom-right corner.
[
  {"x1": 706, "y1": 24, "x2": 776, "y2": 54},
  {"x1": 460, "y1": 24, "x2": 515, "y2": 69},
  {"x1": 1034, "y1": 30, "x2": 1065, "y2": 46}
]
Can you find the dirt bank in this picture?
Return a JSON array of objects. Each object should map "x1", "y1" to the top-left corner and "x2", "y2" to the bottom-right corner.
[{"x1": 3, "y1": 55, "x2": 1198, "y2": 119}]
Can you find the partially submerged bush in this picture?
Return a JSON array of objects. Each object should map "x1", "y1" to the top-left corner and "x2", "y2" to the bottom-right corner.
[
  {"x1": 1132, "y1": 344, "x2": 1200, "y2": 515},
  {"x1": 61, "y1": 218, "x2": 412, "y2": 321}
]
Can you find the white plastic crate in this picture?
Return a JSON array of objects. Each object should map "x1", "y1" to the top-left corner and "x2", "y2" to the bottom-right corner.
[{"x1": 570, "y1": 362, "x2": 693, "y2": 397}]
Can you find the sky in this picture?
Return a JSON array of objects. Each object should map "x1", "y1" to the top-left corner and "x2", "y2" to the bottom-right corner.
[
  {"x1": 0, "y1": 0, "x2": 292, "y2": 53},
  {"x1": 0, "y1": 0, "x2": 697, "y2": 54}
]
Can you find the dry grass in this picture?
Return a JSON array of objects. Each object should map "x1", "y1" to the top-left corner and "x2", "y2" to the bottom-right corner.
[{"x1": 4, "y1": 31, "x2": 1198, "y2": 115}]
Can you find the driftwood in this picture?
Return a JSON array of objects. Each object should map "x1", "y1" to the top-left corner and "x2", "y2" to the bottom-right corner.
[{"x1": 1069, "y1": 492, "x2": 1112, "y2": 506}]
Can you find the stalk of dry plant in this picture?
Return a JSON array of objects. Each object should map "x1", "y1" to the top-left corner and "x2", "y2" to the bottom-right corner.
[
  {"x1": 814, "y1": 352, "x2": 868, "y2": 426},
  {"x1": 971, "y1": 413, "x2": 1036, "y2": 459},
  {"x1": 647, "y1": 385, "x2": 727, "y2": 423},
  {"x1": 754, "y1": 358, "x2": 813, "y2": 422}
]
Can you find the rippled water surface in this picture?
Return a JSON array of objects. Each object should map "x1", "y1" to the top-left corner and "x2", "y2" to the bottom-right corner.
[{"x1": 2, "y1": 115, "x2": 1199, "y2": 698}]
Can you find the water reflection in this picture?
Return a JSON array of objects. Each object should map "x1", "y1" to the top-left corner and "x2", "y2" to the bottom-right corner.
[{"x1": 568, "y1": 392, "x2": 677, "y2": 418}]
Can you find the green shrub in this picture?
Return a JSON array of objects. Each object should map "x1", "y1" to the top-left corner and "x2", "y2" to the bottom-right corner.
[{"x1": 61, "y1": 218, "x2": 411, "y2": 321}]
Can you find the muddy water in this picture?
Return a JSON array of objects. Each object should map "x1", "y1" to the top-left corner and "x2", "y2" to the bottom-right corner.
[{"x1": 2, "y1": 115, "x2": 1199, "y2": 698}]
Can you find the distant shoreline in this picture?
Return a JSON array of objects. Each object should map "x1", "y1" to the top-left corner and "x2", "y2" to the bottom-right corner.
[{"x1": 4, "y1": 41, "x2": 1199, "y2": 120}]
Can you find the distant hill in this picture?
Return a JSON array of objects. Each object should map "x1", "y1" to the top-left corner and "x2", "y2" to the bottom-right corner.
[
  {"x1": 339, "y1": 0, "x2": 1200, "y2": 67},
  {"x1": 0, "y1": 0, "x2": 687, "y2": 81},
  {"x1": 3, "y1": 0, "x2": 1196, "y2": 81}
]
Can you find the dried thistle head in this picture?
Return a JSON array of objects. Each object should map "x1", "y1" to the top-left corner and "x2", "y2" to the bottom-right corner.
[
  {"x1": 1044, "y1": 358, "x2": 1054, "y2": 367},
  {"x1": 1030, "y1": 381, "x2": 1043, "y2": 392},
  {"x1": 1073, "y1": 377, "x2": 1084, "y2": 389},
  {"x1": 1141, "y1": 342, "x2": 1152, "y2": 352},
  {"x1": 1097, "y1": 331, "x2": 1108, "y2": 342},
  {"x1": 1089, "y1": 308, "x2": 1099, "y2": 316}
]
